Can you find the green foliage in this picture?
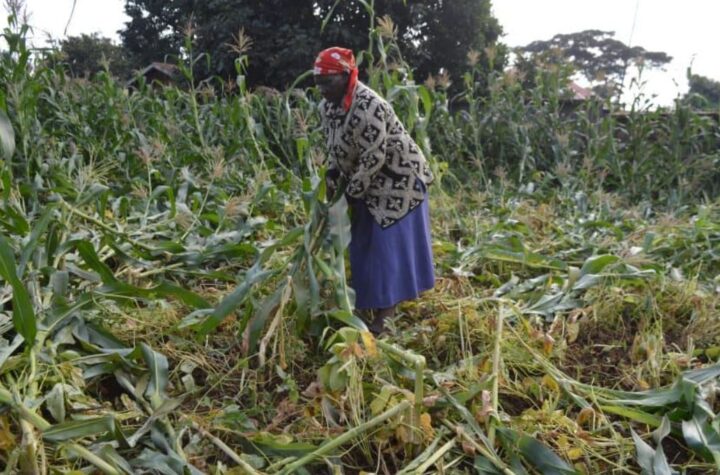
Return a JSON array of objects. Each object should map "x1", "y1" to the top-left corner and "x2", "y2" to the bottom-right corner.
[
  {"x1": 0, "y1": 110, "x2": 14, "y2": 160},
  {"x1": 431, "y1": 57, "x2": 720, "y2": 203},
  {"x1": 0, "y1": 234, "x2": 36, "y2": 343},
  {"x1": 121, "y1": 0, "x2": 506, "y2": 88},
  {"x1": 518, "y1": 30, "x2": 672, "y2": 98},
  {"x1": 51, "y1": 33, "x2": 132, "y2": 79},
  {"x1": 318, "y1": 0, "x2": 506, "y2": 84},
  {"x1": 682, "y1": 73, "x2": 720, "y2": 109},
  {"x1": 121, "y1": 0, "x2": 188, "y2": 69}
]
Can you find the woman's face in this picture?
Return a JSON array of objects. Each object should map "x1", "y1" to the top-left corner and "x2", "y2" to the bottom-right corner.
[{"x1": 314, "y1": 73, "x2": 348, "y2": 105}]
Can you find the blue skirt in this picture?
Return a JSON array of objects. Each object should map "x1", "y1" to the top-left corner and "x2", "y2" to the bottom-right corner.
[{"x1": 348, "y1": 194, "x2": 435, "y2": 310}]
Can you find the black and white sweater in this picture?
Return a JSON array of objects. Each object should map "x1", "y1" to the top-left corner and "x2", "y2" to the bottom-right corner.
[{"x1": 320, "y1": 82, "x2": 434, "y2": 228}]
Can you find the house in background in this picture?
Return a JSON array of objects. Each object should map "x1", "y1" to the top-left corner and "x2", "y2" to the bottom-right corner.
[
  {"x1": 559, "y1": 81, "x2": 596, "y2": 115},
  {"x1": 128, "y1": 62, "x2": 182, "y2": 90}
]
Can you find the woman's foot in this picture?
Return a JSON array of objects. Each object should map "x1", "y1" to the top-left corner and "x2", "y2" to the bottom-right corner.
[{"x1": 368, "y1": 306, "x2": 395, "y2": 336}]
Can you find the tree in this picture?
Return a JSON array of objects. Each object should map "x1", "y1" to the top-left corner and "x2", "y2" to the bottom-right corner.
[
  {"x1": 191, "y1": 0, "x2": 321, "y2": 88},
  {"x1": 682, "y1": 73, "x2": 720, "y2": 109},
  {"x1": 121, "y1": 0, "x2": 192, "y2": 70},
  {"x1": 57, "y1": 34, "x2": 131, "y2": 79},
  {"x1": 317, "y1": 0, "x2": 505, "y2": 84},
  {"x1": 518, "y1": 30, "x2": 672, "y2": 99},
  {"x1": 120, "y1": 0, "x2": 506, "y2": 89}
]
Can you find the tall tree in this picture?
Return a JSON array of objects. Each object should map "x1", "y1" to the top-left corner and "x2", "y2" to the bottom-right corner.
[
  {"x1": 682, "y1": 73, "x2": 720, "y2": 109},
  {"x1": 57, "y1": 34, "x2": 131, "y2": 79},
  {"x1": 120, "y1": 0, "x2": 506, "y2": 89},
  {"x1": 317, "y1": 0, "x2": 505, "y2": 83},
  {"x1": 191, "y1": 0, "x2": 321, "y2": 88},
  {"x1": 518, "y1": 30, "x2": 672, "y2": 99},
  {"x1": 121, "y1": 0, "x2": 192, "y2": 69}
]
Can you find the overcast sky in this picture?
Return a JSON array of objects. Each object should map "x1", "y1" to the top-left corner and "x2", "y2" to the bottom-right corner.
[
  {"x1": 493, "y1": 0, "x2": 720, "y2": 105},
  {"x1": 3, "y1": 0, "x2": 719, "y2": 105}
]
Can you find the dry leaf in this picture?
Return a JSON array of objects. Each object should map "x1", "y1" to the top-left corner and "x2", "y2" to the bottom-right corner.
[
  {"x1": 567, "y1": 321, "x2": 580, "y2": 343},
  {"x1": 542, "y1": 374, "x2": 560, "y2": 393},
  {"x1": 0, "y1": 416, "x2": 15, "y2": 451},
  {"x1": 360, "y1": 331, "x2": 378, "y2": 358},
  {"x1": 302, "y1": 381, "x2": 323, "y2": 399},
  {"x1": 462, "y1": 440, "x2": 477, "y2": 456},
  {"x1": 576, "y1": 407, "x2": 596, "y2": 427},
  {"x1": 396, "y1": 424, "x2": 413, "y2": 444},
  {"x1": 543, "y1": 333, "x2": 556, "y2": 355},
  {"x1": 475, "y1": 390, "x2": 494, "y2": 423},
  {"x1": 567, "y1": 447, "x2": 584, "y2": 460},
  {"x1": 423, "y1": 394, "x2": 441, "y2": 408},
  {"x1": 420, "y1": 413, "x2": 435, "y2": 440}
]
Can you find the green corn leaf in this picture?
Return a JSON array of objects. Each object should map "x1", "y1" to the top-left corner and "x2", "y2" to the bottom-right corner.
[
  {"x1": 328, "y1": 309, "x2": 367, "y2": 330},
  {"x1": 320, "y1": 0, "x2": 343, "y2": 33},
  {"x1": 513, "y1": 432, "x2": 578, "y2": 475},
  {"x1": 51, "y1": 270, "x2": 70, "y2": 300},
  {"x1": 0, "y1": 204, "x2": 29, "y2": 235},
  {"x1": 149, "y1": 185, "x2": 176, "y2": 217},
  {"x1": 572, "y1": 273, "x2": 604, "y2": 290},
  {"x1": 580, "y1": 254, "x2": 619, "y2": 275},
  {"x1": 43, "y1": 415, "x2": 116, "y2": 442},
  {"x1": 653, "y1": 416, "x2": 672, "y2": 445},
  {"x1": 246, "y1": 283, "x2": 287, "y2": 355},
  {"x1": 46, "y1": 383, "x2": 66, "y2": 423},
  {"x1": 0, "y1": 234, "x2": 36, "y2": 343},
  {"x1": 682, "y1": 414, "x2": 720, "y2": 465},
  {"x1": 631, "y1": 427, "x2": 657, "y2": 475},
  {"x1": 144, "y1": 281, "x2": 210, "y2": 309},
  {"x1": 140, "y1": 343, "x2": 169, "y2": 408},
  {"x1": 197, "y1": 262, "x2": 273, "y2": 337},
  {"x1": 631, "y1": 417, "x2": 678, "y2": 475},
  {"x1": 132, "y1": 448, "x2": 205, "y2": 475},
  {"x1": 259, "y1": 226, "x2": 304, "y2": 263},
  {"x1": 596, "y1": 366, "x2": 720, "y2": 409},
  {"x1": 0, "y1": 109, "x2": 14, "y2": 160},
  {"x1": 473, "y1": 456, "x2": 505, "y2": 474},
  {"x1": 600, "y1": 405, "x2": 663, "y2": 427},
  {"x1": 75, "y1": 240, "x2": 117, "y2": 283},
  {"x1": 653, "y1": 444, "x2": 675, "y2": 475},
  {"x1": 45, "y1": 293, "x2": 94, "y2": 332},
  {"x1": 97, "y1": 445, "x2": 134, "y2": 474},
  {"x1": 418, "y1": 85, "x2": 434, "y2": 119},
  {"x1": 75, "y1": 240, "x2": 209, "y2": 308},
  {"x1": 328, "y1": 195, "x2": 351, "y2": 250},
  {"x1": 249, "y1": 432, "x2": 317, "y2": 457},
  {"x1": 18, "y1": 203, "x2": 56, "y2": 275},
  {"x1": 292, "y1": 273, "x2": 310, "y2": 322},
  {"x1": 126, "y1": 398, "x2": 182, "y2": 448},
  {"x1": 0, "y1": 334, "x2": 23, "y2": 369}
]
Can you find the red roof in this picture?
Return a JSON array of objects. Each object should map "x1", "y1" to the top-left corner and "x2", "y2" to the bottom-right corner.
[{"x1": 568, "y1": 81, "x2": 593, "y2": 100}]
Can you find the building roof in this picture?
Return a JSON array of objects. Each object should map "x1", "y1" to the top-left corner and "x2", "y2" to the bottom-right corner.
[
  {"x1": 127, "y1": 62, "x2": 182, "y2": 88},
  {"x1": 568, "y1": 81, "x2": 593, "y2": 100},
  {"x1": 137, "y1": 62, "x2": 181, "y2": 79}
]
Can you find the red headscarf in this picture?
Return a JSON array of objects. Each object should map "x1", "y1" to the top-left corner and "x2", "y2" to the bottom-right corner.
[{"x1": 314, "y1": 47, "x2": 359, "y2": 112}]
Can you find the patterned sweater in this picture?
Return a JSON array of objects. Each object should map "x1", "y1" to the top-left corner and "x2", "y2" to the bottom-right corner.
[{"x1": 319, "y1": 82, "x2": 434, "y2": 228}]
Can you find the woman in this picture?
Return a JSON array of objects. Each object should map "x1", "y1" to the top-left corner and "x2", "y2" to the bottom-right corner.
[{"x1": 314, "y1": 47, "x2": 435, "y2": 335}]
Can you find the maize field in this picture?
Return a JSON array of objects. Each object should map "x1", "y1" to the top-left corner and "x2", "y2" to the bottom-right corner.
[{"x1": 1, "y1": 7, "x2": 720, "y2": 475}]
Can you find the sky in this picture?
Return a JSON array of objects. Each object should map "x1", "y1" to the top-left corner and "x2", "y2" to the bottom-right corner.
[
  {"x1": 3, "y1": 0, "x2": 720, "y2": 105},
  {"x1": 492, "y1": 0, "x2": 720, "y2": 105}
]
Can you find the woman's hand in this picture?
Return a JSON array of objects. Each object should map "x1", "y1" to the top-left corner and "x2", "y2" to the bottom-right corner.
[
  {"x1": 326, "y1": 175, "x2": 337, "y2": 200},
  {"x1": 325, "y1": 169, "x2": 340, "y2": 200}
]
